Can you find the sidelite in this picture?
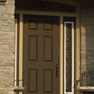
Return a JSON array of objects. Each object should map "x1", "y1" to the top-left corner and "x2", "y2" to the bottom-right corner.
[
  {"x1": 64, "y1": 22, "x2": 74, "y2": 94},
  {"x1": 66, "y1": 24, "x2": 72, "y2": 92}
]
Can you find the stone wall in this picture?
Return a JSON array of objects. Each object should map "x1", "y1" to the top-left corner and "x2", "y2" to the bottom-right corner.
[
  {"x1": 81, "y1": 0, "x2": 94, "y2": 86},
  {"x1": 1, "y1": 0, "x2": 94, "y2": 93},
  {"x1": 0, "y1": 0, "x2": 15, "y2": 94}
]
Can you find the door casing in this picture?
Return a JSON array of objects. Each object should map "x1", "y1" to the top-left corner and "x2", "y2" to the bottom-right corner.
[{"x1": 15, "y1": 9, "x2": 80, "y2": 94}]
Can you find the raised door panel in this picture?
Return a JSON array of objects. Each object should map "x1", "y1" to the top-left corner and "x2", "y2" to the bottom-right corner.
[
  {"x1": 44, "y1": 69, "x2": 53, "y2": 93},
  {"x1": 23, "y1": 15, "x2": 60, "y2": 94},
  {"x1": 44, "y1": 36, "x2": 53, "y2": 61},
  {"x1": 28, "y1": 69, "x2": 38, "y2": 92},
  {"x1": 28, "y1": 35, "x2": 38, "y2": 61}
]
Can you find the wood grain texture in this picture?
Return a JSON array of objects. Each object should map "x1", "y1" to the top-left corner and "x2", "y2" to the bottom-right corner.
[{"x1": 23, "y1": 15, "x2": 60, "y2": 94}]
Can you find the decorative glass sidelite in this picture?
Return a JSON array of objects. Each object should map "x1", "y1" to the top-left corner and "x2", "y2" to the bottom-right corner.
[
  {"x1": 64, "y1": 22, "x2": 74, "y2": 94},
  {"x1": 66, "y1": 24, "x2": 72, "y2": 92}
]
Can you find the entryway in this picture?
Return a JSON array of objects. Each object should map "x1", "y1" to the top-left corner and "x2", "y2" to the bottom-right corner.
[{"x1": 15, "y1": 1, "x2": 80, "y2": 94}]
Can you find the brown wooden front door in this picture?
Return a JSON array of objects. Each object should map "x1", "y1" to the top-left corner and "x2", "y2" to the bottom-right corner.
[{"x1": 23, "y1": 15, "x2": 60, "y2": 94}]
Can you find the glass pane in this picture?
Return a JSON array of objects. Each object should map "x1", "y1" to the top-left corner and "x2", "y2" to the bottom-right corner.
[
  {"x1": 66, "y1": 23, "x2": 72, "y2": 92},
  {"x1": 16, "y1": 1, "x2": 76, "y2": 13}
]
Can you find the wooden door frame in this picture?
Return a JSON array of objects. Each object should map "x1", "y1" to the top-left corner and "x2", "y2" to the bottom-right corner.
[{"x1": 15, "y1": 6, "x2": 80, "y2": 94}]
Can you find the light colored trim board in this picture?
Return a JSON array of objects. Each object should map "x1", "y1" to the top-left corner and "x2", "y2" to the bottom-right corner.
[
  {"x1": 16, "y1": 11, "x2": 77, "y2": 17},
  {"x1": 64, "y1": 22, "x2": 75, "y2": 94},
  {"x1": 78, "y1": 87, "x2": 94, "y2": 92},
  {"x1": 19, "y1": 13, "x2": 23, "y2": 87},
  {"x1": 60, "y1": 16, "x2": 64, "y2": 94},
  {"x1": 18, "y1": 13, "x2": 24, "y2": 94},
  {"x1": 15, "y1": 19, "x2": 18, "y2": 86},
  {"x1": 75, "y1": 4, "x2": 81, "y2": 90}
]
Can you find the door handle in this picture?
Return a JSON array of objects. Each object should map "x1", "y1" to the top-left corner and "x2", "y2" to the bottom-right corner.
[{"x1": 56, "y1": 64, "x2": 59, "y2": 77}]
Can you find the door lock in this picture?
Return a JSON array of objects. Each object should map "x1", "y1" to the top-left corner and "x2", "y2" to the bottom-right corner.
[{"x1": 56, "y1": 64, "x2": 59, "y2": 77}]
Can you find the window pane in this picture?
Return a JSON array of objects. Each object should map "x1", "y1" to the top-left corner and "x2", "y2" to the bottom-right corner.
[{"x1": 66, "y1": 24, "x2": 72, "y2": 92}]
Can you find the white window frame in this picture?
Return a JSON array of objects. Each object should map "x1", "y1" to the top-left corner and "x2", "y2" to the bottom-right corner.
[
  {"x1": 64, "y1": 22, "x2": 74, "y2": 94},
  {"x1": 15, "y1": 19, "x2": 18, "y2": 86}
]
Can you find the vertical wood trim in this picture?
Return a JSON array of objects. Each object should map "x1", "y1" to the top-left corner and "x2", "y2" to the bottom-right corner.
[
  {"x1": 76, "y1": 4, "x2": 81, "y2": 91},
  {"x1": 15, "y1": 19, "x2": 18, "y2": 86},
  {"x1": 64, "y1": 22, "x2": 66, "y2": 94},
  {"x1": 60, "y1": 15, "x2": 64, "y2": 94},
  {"x1": 19, "y1": 13, "x2": 23, "y2": 88},
  {"x1": 72, "y1": 22, "x2": 75, "y2": 94}
]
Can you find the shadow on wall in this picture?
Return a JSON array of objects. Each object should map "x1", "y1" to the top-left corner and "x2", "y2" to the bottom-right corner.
[{"x1": 80, "y1": 25, "x2": 94, "y2": 86}]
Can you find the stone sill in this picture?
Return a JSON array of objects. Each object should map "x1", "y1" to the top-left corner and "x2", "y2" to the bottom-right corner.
[
  {"x1": 78, "y1": 87, "x2": 94, "y2": 92},
  {"x1": 14, "y1": 86, "x2": 24, "y2": 92},
  {"x1": 0, "y1": 86, "x2": 24, "y2": 92}
]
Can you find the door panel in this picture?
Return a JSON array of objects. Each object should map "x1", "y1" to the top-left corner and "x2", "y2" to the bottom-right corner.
[{"x1": 23, "y1": 15, "x2": 60, "y2": 94}]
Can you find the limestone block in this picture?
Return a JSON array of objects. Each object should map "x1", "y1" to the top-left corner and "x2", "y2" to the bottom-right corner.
[
  {"x1": 0, "y1": 39, "x2": 14, "y2": 45},
  {"x1": 2, "y1": 14, "x2": 14, "y2": 21},
  {"x1": 86, "y1": 50, "x2": 94, "y2": 60},
  {"x1": 81, "y1": 25, "x2": 94, "y2": 37},
  {"x1": 2, "y1": 21, "x2": 14, "y2": 26},
  {"x1": 0, "y1": 53, "x2": 14, "y2": 66},
  {"x1": 1, "y1": 6, "x2": 8, "y2": 14},
  {"x1": 85, "y1": 25, "x2": 94, "y2": 34},
  {"x1": 1, "y1": 4, "x2": 15, "y2": 15},
  {"x1": 8, "y1": 0, "x2": 14, "y2": 5},
  {"x1": 81, "y1": 51, "x2": 86, "y2": 60},
  {"x1": 81, "y1": 61, "x2": 94, "y2": 73},
  {"x1": 81, "y1": 18, "x2": 94, "y2": 25},
  {"x1": 0, "y1": 67, "x2": 14, "y2": 88},
  {"x1": 7, "y1": 5, "x2": 14, "y2": 14},
  {"x1": 81, "y1": 63, "x2": 87, "y2": 72},
  {"x1": 81, "y1": 37, "x2": 86, "y2": 50},
  {"x1": 9, "y1": 43, "x2": 15, "y2": 54},
  {"x1": 81, "y1": 27, "x2": 86, "y2": 38},
  {"x1": 9, "y1": 25, "x2": 15, "y2": 32},
  {"x1": 87, "y1": 72, "x2": 94, "y2": 86},
  {"x1": 86, "y1": 63, "x2": 94, "y2": 72},
  {"x1": 86, "y1": 37, "x2": 94, "y2": 50},
  {"x1": 81, "y1": 37, "x2": 94, "y2": 51},
  {"x1": 0, "y1": 45, "x2": 11, "y2": 53},
  {"x1": 0, "y1": 7, "x2": 2, "y2": 15},
  {"x1": 0, "y1": 32, "x2": 14, "y2": 39},
  {"x1": 76, "y1": 92, "x2": 82, "y2": 94},
  {"x1": 0, "y1": 90, "x2": 14, "y2": 94},
  {"x1": 1, "y1": 26, "x2": 10, "y2": 32},
  {"x1": 0, "y1": 0, "x2": 15, "y2": 92},
  {"x1": 81, "y1": 59, "x2": 86, "y2": 62},
  {"x1": 86, "y1": 59, "x2": 94, "y2": 65},
  {"x1": 81, "y1": 50, "x2": 94, "y2": 61},
  {"x1": 1, "y1": 25, "x2": 14, "y2": 32}
]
